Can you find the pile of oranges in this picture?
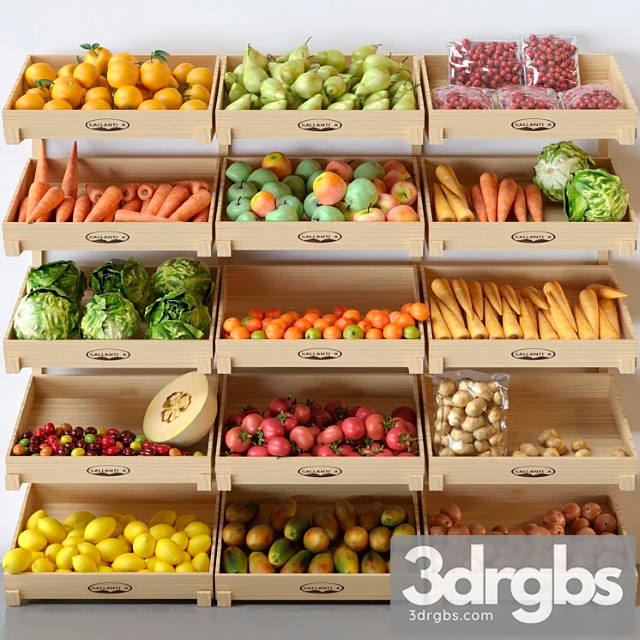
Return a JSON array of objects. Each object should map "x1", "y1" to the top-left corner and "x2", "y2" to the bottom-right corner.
[
  {"x1": 14, "y1": 43, "x2": 213, "y2": 111},
  {"x1": 222, "y1": 302, "x2": 430, "y2": 340}
]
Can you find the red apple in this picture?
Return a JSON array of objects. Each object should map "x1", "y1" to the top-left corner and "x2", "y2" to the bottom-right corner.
[
  {"x1": 325, "y1": 160, "x2": 354, "y2": 182},
  {"x1": 376, "y1": 193, "x2": 401, "y2": 214},
  {"x1": 387, "y1": 204, "x2": 419, "y2": 221},
  {"x1": 383, "y1": 160, "x2": 407, "y2": 174},
  {"x1": 261, "y1": 152, "x2": 292, "y2": 180},
  {"x1": 353, "y1": 207, "x2": 386, "y2": 222},
  {"x1": 372, "y1": 178, "x2": 387, "y2": 195},
  {"x1": 390, "y1": 180, "x2": 418, "y2": 206},
  {"x1": 383, "y1": 168, "x2": 411, "y2": 191}
]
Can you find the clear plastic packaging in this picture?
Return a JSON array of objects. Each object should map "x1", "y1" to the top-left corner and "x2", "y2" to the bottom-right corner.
[
  {"x1": 432, "y1": 370, "x2": 509, "y2": 457},
  {"x1": 433, "y1": 85, "x2": 494, "y2": 110},
  {"x1": 521, "y1": 34, "x2": 579, "y2": 92},
  {"x1": 497, "y1": 85, "x2": 558, "y2": 110},
  {"x1": 448, "y1": 39, "x2": 521, "y2": 89},
  {"x1": 559, "y1": 84, "x2": 623, "y2": 110}
]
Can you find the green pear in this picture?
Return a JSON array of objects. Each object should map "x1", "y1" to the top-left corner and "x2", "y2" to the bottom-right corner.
[
  {"x1": 390, "y1": 79, "x2": 413, "y2": 98},
  {"x1": 345, "y1": 178, "x2": 379, "y2": 210},
  {"x1": 288, "y1": 38, "x2": 312, "y2": 69},
  {"x1": 226, "y1": 161, "x2": 253, "y2": 183},
  {"x1": 392, "y1": 92, "x2": 416, "y2": 110},
  {"x1": 235, "y1": 211, "x2": 258, "y2": 222},
  {"x1": 227, "y1": 181, "x2": 257, "y2": 201},
  {"x1": 243, "y1": 58, "x2": 269, "y2": 95},
  {"x1": 363, "y1": 90, "x2": 389, "y2": 106},
  {"x1": 309, "y1": 63, "x2": 320, "y2": 71},
  {"x1": 354, "y1": 161, "x2": 385, "y2": 181},
  {"x1": 323, "y1": 76, "x2": 347, "y2": 100},
  {"x1": 316, "y1": 65, "x2": 338, "y2": 82},
  {"x1": 351, "y1": 44, "x2": 381, "y2": 62},
  {"x1": 303, "y1": 192, "x2": 322, "y2": 218},
  {"x1": 347, "y1": 60, "x2": 364, "y2": 76},
  {"x1": 291, "y1": 72, "x2": 323, "y2": 99},
  {"x1": 354, "y1": 67, "x2": 391, "y2": 97},
  {"x1": 247, "y1": 168, "x2": 278, "y2": 189},
  {"x1": 311, "y1": 206, "x2": 345, "y2": 222},
  {"x1": 261, "y1": 99, "x2": 287, "y2": 110},
  {"x1": 224, "y1": 71, "x2": 237, "y2": 92},
  {"x1": 362, "y1": 54, "x2": 403, "y2": 74},
  {"x1": 244, "y1": 44, "x2": 268, "y2": 70},
  {"x1": 282, "y1": 176, "x2": 306, "y2": 201},
  {"x1": 321, "y1": 94, "x2": 331, "y2": 109},
  {"x1": 225, "y1": 94, "x2": 251, "y2": 110},
  {"x1": 279, "y1": 195, "x2": 304, "y2": 219},
  {"x1": 315, "y1": 49, "x2": 347, "y2": 73},
  {"x1": 249, "y1": 94, "x2": 261, "y2": 109},
  {"x1": 266, "y1": 204, "x2": 299, "y2": 222},
  {"x1": 362, "y1": 98, "x2": 390, "y2": 110},
  {"x1": 232, "y1": 63, "x2": 244, "y2": 76},
  {"x1": 391, "y1": 68, "x2": 412, "y2": 83},
  {"x1": 327, "y1": 100, "x2": 354, "y2": 110},
  {"x1": 298, "y1": 94, "x2": 323, "y2": 110},
  {"x1": 268, "y1": 61, "x2": 284, "y2": 82},
  {"x1": 295, "y1": 159, "x2": 323, "y2": 181},
  {"x1": 226, "y1": 197, "x2": 253, "y2": 221},
  {"x1": 336, "y1": 92, "x2": 357, "y2": 103},
  {"x1": 286, "y1": 92, "x2": 304, "y2": 109},
  {"x1": 275, "y1": 52, "x2": 291, "y2": 63},
  {"x1": 280, "y1": 59, "x2": 305, "y2": 85},
  {"x1": 260, "y1": 78, "x2": 286, "y2": 103},
  {"x1": 228, "y1": 82, "x2": 247, "y2": 103},
  {"x1": 262, "y1": 181, "x2": 292, "y2": 200}
]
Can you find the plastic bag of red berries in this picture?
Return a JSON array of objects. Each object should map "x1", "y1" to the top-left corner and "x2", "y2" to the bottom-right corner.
[
  {"x1": 497, "y1": 85, "x2": 558, "y2": 110},
  {"x1": 433, "y1": 85, "x2": 494, "y2": 110},
  {"x1": 448, "y1": 39, "x2": 521, "y2": 89},
  {"x1": 559, "y1": 84, "x2": 623, "y2": 110},
  {"x1": 521, "y1": 34, "x2": 580, "y2": 92}
]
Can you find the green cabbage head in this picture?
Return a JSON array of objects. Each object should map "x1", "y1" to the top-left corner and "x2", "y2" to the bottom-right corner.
[
  {"x1": 14, "y1": 288, "x2": 79, "y2": 340},
  {"x1": 81, "y1": 292, "x2": 141, "y2": 340},
  {"x1": 533, "y1": 141, "x2": 594, "y2": 202},
  {"x1": 564, "y1": 168, "x2": 629, "y2": 222}
]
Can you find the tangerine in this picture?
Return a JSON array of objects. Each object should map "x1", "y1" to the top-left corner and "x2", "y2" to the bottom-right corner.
[
  {"x1": 107, "y1": 60, "x2": 140, "y2": 89},
  {"x1": 172, "y1": 62, "x2": 194, "y2": 84},
  {"x1": 182, "y1": 84, "x2": 210, "y2": 105},
  {"x1": 73, "y1": 62, "x2": 100, "y2": 89},
  {"x1": 81, "y1": 99, "x2": 112, "y2": 110},
  {"x1": 24, "y1": 62, "x2": 56, "y2": 88},
  {"x1": 113, "y1": 85, "x2": 143, "y2": 109},
  {"x1": 57, "y1": 64, "x2": 77, "y2": 78},
  {"x1": 43, "y1": 99, "x2": 73, "y2": 110},
  {"x1": 137, "y1": 99, "x2": 166, "y2": 110},
  {"x1": 14, "y1": 93, "x2": 45, "y2": 110},
  {"x1": 186, "y1": 67, "x2": 213, "y2": 91},
  {"x1": 84, "y1": 86, "x2": 112, "y2": 105},
  {"x1": 140, "y1": 59, "x2": 171, "y2": 91},
  {"x1": 83, "y1": 46, "x2": 112, "y2": 74},
  {"x1": 180, "y1": 99, "x2": 208, "y2": 110},
  {"x1": 153, "y1": 87, "x2": 182, "y2": 110},
  {"x1": 50, "y1": 77, "x2": 83, "y2": 108}
]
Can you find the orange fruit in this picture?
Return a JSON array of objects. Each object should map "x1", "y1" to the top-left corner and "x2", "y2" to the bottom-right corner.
[
  {"x1": 24, "y1": 62, "x2": 56, "y2": 88},
  {"x1": 153, "y1": 87, "x2": 182, "y2": 110},
  {"x1": 293, "y1": 318, "x2": 312, "y2": 333},
  {"x1": 394, "y1": 313, "x2": 415, "y2": 329},
  {"x1": 305, "y1": 308, "x2": 323, "y2": 317},
  {"x1": 136, "y1": 84, "x2": 153, "y2": 101},
  {"x1": 322, "y1": 313, "x2": 337, "y2": 326},
  {"x1": 81, "y1": 99, "x2": 112, "y2": 110},
  {"x1": 182, "y1": 84, "x2": 210, "y2": 105},
  {"x1": 409, "y1": 302, "x2": 430, "y2": 322},
  {"x1": 107, "y1": 60, "x2": 140, "y2": 89},
  {"x1": 245, "y1": 318, "x2": 262, "y2": 334},
  {"x1": 303, "y1": 312, "x2": 320, "y2": 324},
  {"x1": 366, "y1": 328, "x2": 384, "y2": 339},
  {"x1": 278, "y1": 313, "x2": 296, "y2": 328},
  {"x1": 43, "y1": 99, "x2": 73, "y2": 110},
  {"x1": 323, "y1": 326, "x2": 342, "y2": 339},
  {"x1": 383, "y1": 323, "x2": 403, "y2": 340},
  {"x1": 50, "y1": 77, "x2": 83, "y2": 108},
  {"x1": 166, "y1": 76, "x2": 179, "y2": 89},
  {"x1": 357, "y1": 320, "x2": 372, "y2": 332},
  {"x1": 108, "y1": 52, "x2": 138, "y2": 67},
  {"x1": 137, "y1": 99, "x2": 166, "y2": 110},
  {"x1": 265, "y1": 308, "x2": 281, "y2": 319},
  {"x1": 180, "y1": 99, "x2": 207, "y2": 110},
  {"x1": 97, "y1": 76, "x2": 111, "y2": 89},
  {"x1": 26, "y1": 87, "x2": 51, "y2": 101},
  {"x1": 284, "y1": 327, "x2": 303, "y2": 340},
  {"x1": 14, "y1": 93, "x2": 45, "y2": 110},
  {"x1": 113, "y1": 85, "x2": 143, "y2": 110},
  {"x1": 313, "y1": 319, "x2": 330, "y2": 332},
  {"x1": 369, "y1": 311, "x2": 390, "y2": 329},
  {"x1": 140, "y1": 59, "x2": 171, "y2": 91},
  {"x1": 57, "y1": 63, "x2": 77, "y2": 78},
  {"x1": 230, "y1": 326, "x2": 250, "y2": 340},
  {"x1": 223, "y1": 317, "x2": 241, "y2": 333},
  {"x1": 265, "y1": 322, "x2": 285, "y2": 340},
  {"x1": 73, "y1": 62, "x2": 100, "y2": 89},
  {"x1": 401, "y1": 302, "x2": 413, "y2": 314},
  {"x1": 85, "y1": 86, "x2": 112, "y2": 105},
  {"x1": 334, "y1": 317, "x2": 351, "y2": 332},
  {"x1": 172, "y1": 62, "x2": 194, "y2": 84},
  {"x1": 285, "y1": 310, "x2": 300, "y2": 321},
  {"x1": 186, "y1": 67, "x2": 213, "y2": 91},
  {"x1": 342, "y1": 309, "x2": 362, "y2": 323},
  {"x1": 83, "y1": 46, "x2": 112, "y2": 74}
]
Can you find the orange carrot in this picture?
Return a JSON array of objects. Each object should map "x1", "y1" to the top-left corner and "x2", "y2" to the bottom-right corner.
[
  {"x1": 138, "y1": 183, "x2": 157, "y2": 200},
  {"x1": 27, "y1": 186, "x2": 65, "y2": 223},
  {"x1": 27, "y1": 181, "x2": 48, "y2": 222},
  {"x1": 121, "y1": 183, "x2": 141, "y2": 202},
  {"x1": 73, "y1": 195, "x2": 92, "y2": 222},
  {"x1": 169, "y1": 190, "x2": 212, "y2": 221},
  {"x1": 157, "y1": 184, "x2": 190, "y2": 218},
  {"x1": 173, "y1": 180, "x2": 209, "y2": 194},
  {"x1": 525, "y1": 183, "x2": 543, "y2": 222},
  {"x1": 55, "y1": 195, "x2": 75, "y2": 222},
  {"x1": 61, "y1": 142, "x2": 78, "y2": 198},
  {"x1": 141, "y1": 199, "x2": 150, "y2": 214},
  {"x1": 85, "y1": 183, "x2": 104, "y2": 204},
  {"x1": 513, "y1": 184, "x2": 527, "y2": 223},
  {"x1": 85, "y1": 186, "x2": 123, "y2": 222},
  {"x1": 479, "y1": 172, "x2": 498, "y2": 222},
  {"x1": 469, "y1": 184, "x2": 487, "y2": 222},
  {"x1": 122, "y1": 198, "x2": 142, "y2": 212},
  {"x1": 192, "y1": 207, "x2": 209, "y2": 222},
  {"x1": 18, "y1": 196, "x2": 29, "y2": 222},
  {"x1": 114, "y1": 210, "x2": 171, "y2": 222},
  {"x1": 34, "y1": 140, "x2": 50, "y2": 190},
  {"x1": 497, "y1": 178, "x2": 517, "y2": 222},
  {"x1": 145, "y1": 183, "x2": 173, "y2": 216}
]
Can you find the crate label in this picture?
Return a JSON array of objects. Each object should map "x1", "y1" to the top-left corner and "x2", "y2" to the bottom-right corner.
[
  {"x1": 87, "y1": 466, "x2": 131, "y2": 477},
  {"x1": 511, "y1": 348, "x2": 556, "y2": 361},
  {"x1": 511, "y1": 118, "x2": 556, "y2": 132},
  {"x1": 86, "y1": 349, "x2": 131, "y2": 361},
  {"x1": 85, "y1": 118, "x2": 130, "y2": 132},
  {"x1": 86, "y1": 231, "x2": 130, "y2": 244},
  {"x1": 88, "y1": 582, "x2": 133, "y2": 594},
  {"x1": 298, "y1": 348, "x2": 342, "y2": 361},
  {"x1": 298, "y1": 119, "x2": 342, "y2": 132},
  {"x1": 298, "y1": 230, "x2": 342, "y2": 243},
  {"x1": 298, "y1": 466, "x2": 342, "y2": 478},
  {"x1": 511, "y1": 230, "x2": 556, "y2": 244},
  {"x1": 300, "y1": 582, "x2": 344, "y2": 594},
  {"x1": 511, "y1": 466, "x2": 556, "y2": 478}
]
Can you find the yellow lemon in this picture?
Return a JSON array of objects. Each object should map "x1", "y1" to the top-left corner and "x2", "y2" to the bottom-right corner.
[
  {"x1": 24, "y1": 62, "x2": 56, "y2": 88},
  {"x1": 145, "y1": 556, "x2": 158, "y2": 571},
  {"x1": 72, "y1": 554, "x2": 97, "y2": 573},
  {"x1": 26, "y1": 509, "x2": 48, "y2": 530},
  {"x1": 119, "y1": 514, "x2": 137, "y2": 527},
  {"x1": 37, "y1": 517, "x2": 67, "y2": 544},
  {"x1": 2, "y1": 548, "x2": 33, "y2": 574},
  {"x1": 191, "y1": 552, "x2": 210, "y2": 572},
  {"x1": 55, "y1": 546, "x2": 77, "y2": 570},
  {"x1": 187, "y1": 534, "x2": 211, "y2": 557},
  {"x1": 45, "y1": 543, "x2": 64, "y2": 563},
  {"x1": 67, "y1": 528, "x2": 85, "y2": 539},
  {"x1": 111, "y1": 553, "x2": 145, "y2": 572},
  {"x1": 31, "y1": 558, "x2": 55, "y2": 573},
  {"x1": 176, "y1": 562, "x2": 196, "y2": 573},
  {"x1": 18, "y1": 529, "x2": 47, "y2": 552},
  {"x1": 148, "y1": 524, "x2": 175, "y2": 540},
  {"x1": 55, "y1": 569, "x2": 72, "y2": 573},
  {"x1": 62, "y1": 536, "x2": 85, "y2": 548},
  {"x1": 132, "y1": 534, "x2": 156, "y2": 559},
  {"x1": 171, "y1": 531, "x2": 189, "y2": 551},
  {"x1": 77, "y1": 542, "x2": 101, "y2": 564},
  {"x1": 175, "y1": 514, "x2": 198, "y2": 531},
  {"x1": 148, "y1": 510, "x2": 177, "y2": 528},
  {"x1": 84, "y1": 517, "x2": 116, "y2": 544},
  {"x1": 155, "y1": 538, "x2": 182, "y2": 565},
  {"x1": 153, "y1": 560, "x2": 175, "y2": 573},
  {"x1": 98, "y1": 566, "x2": 114, "y2": 573},
  {"x1": 96, "y1": 538, "x2": 128, "y2": 563},
  {"x1": 124, "y1": 521, "x2": 148, "y2": 544},
  {"x1": 181, "y1": 551, "x2": 191, "y2": 564},
  {"x1": 64, "y1": 511, "x2": 95, "y2": 528},
  {"x1": 185, "y1": 521, "x2": 211, "y2": 538}
]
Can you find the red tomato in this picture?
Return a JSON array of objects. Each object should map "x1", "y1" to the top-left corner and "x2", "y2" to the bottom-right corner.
[
  {"x1": 241, "y1": 413, "x2": 263, "y2": 436},
  {"x1": 358, "y1": 447, "x2": 374, "y2": 457},
  {"x1": 316, "y1": 424, "x2": 344, "y2": 445},
  {"x1": 364, "y1": 414, "x2": 387, "y2": 441},
  {"x1": 298, "y1": 453, "x2": 312, "y2": 457},
  {"x1": 310, "y1": 442, "x2": 323, "y2": 455},
  {"x1": 336, "y1": 443, "x2": 356, "y2": 456},
  {"x1": 324, "y1": 400, "x2": 348, "y2": 419},
  {"x1": 269, "y1": 397, "x2": 292, "y2": 415},
  {"x1": 398, "y1": 451, "x2": 418, "y2": 457},
  {"x1": 247, "y1": 445, "x2": 269, "y2": 457},
  {"x1": 333, "y1": 305, "x2": 346, "y2": 318},
  {"x1": 267, "y1": 436, "x2": 292, "y2": 457},
  {"x1": 262, "y1": 409, "x2": 272, "y2": 419},
  {"x1": 404, "y1": 422, "x2": 417, "y2": 437},
  {"x1": 247, "y1": 308, "x2": 265, "y2": 320},
  {"x1": 293, "y1": 403, "x2": 312, "y2": 425},
  {"x1": 289, "y1": 426, "x2": 314, "y2": 451},
  {"x1": 316, "y1": 444, "x2": 338, "y2": 457},
  {"x1": 375, "y1": 448, "x2": 395, "y2": 457},
  {"x1": 356, "y1": 405, "x2": 376, "y2": 421},
  {"x1": 225, "y1": 411, "x2": 245, "y2": 428},
  {"x1": 279, "y1": 412, "x2": 298, "y2": 433},
  {"x1": 307, "y1": 400, "x2": 322, "y2": 413},
  {"x1": 347, "y1": 452, "x2": 362, "y2": 457},
  {"x1": 386, "y1": 425, "x2": 411, "y2": 452},
  {"x1": 391, "y1": 406, "x2": 417, "y2": 425},
  {"x1": 307, "y1": 425, "x2": 321, "y2": 441},
  {"x1": 260, "y1": 418, "x2": 285, "y2": 442},
  {"x1": 311, "y1": 410, "x2": 332, "y2": 429},
  {"x1": 225, "y1": 426, "x2": 251, "y2": 453},
  {"x1": 341, "y1": 417, "x2": 366, "y2": 441},
  {"x1": 347, "y1": 404, "x2": 361, "y2": 417}
]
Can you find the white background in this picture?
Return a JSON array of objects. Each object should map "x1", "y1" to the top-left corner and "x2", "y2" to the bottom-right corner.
[{"x1": 0, "y1": 0, "x2": 639, "y2": 587}]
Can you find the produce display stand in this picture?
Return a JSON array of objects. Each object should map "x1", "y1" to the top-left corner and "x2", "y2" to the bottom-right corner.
[
  {"x1": 215, "y1": 156, "x2": 425, "y2": 260},
  {"x1": 421, "y1": 156, "x2": 638, "y2": 257},
  {"x1": 215, "y1": 55, "x2": 425, "y2": 155},
  {"x1": 3, "y1": 54, "x2": 219, "y2": 145},
  {"x1": 422, "y1": 373, "x2": 638, "y2": 491}
]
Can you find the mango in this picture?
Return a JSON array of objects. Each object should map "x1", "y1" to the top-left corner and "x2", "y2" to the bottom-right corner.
[
  {"x1": 284, "y1": 515, "x2": 311, "y2": 543},
  {"x1": 84, "y1": 516, "x2": 117, "y2": 544},
  {"x1": 334, "y1": 544, "x2": 359, "y2": 574},
  {"x1": 269, "y1": 498, "x2": 297, "y2": 533},
  {"x1": 2, "y1": 548, "x2": 33, "y2": 574},
  {"x1": 369, "y1": 526, "x2": 392, "y2": 553},
  {"x1": 246, "y1": 524, "x2": 275, "y2": 552},
  {"x1": 308, "y1": 551, "x2": 334, "y2": 574},
  {"x1": 222, "y1": 546, "x2": 248, "y2": 574},
  {"x1": 148, "y1": 510, "x2": 177, "y2": 527},
  {"x1": 281, "y1": 550, "x2": 312, "y2": 574},
  {"x1": 249, "y1": 551, "x2": 276, "y2": 574},
  {"x1": 96, "y1": 537, "x2": 129, "y2": 563},
  {"x1": 112, "y1": 553, "x2": 146, "y2": 572},
  {"x1": 361, "y1": 550, "x2": 388, "y2": 574},
  {"x1": 303, "y1": 527, "x2": 330, "y2": 554},
  {"x1": 37, "y1": 517, "x2": 67, "y2": 544},
  {"x1": 344, "y1": 526, "x2": 369, "y2": 553},
  {"x1": 381, "y1": 506, "x2": 407, "y2": 528},
  {"x1": 393, "y1": 523, "x2": 416, "y2": 537},
  {"x1": 155, "y1": 538, "x2": 182, "y2": 565},
  {"x1": 334, "y1": 499, "x2": 358, "y2": 533},
  {"x1": 225, "y1": 501, "x2": 260, "y2": 525},
  {"x1": 312, "y1": 508, "x2": 340, "y2": 542},
  {"x1": 358, "y1": 503, "x2": 384, "y2": 531},
  {"x1": 192, "y1": 551, "x2": 210, "y2": 572},
  {"x1": 267, "y1": 538, "x2": 298, "y2": 569},
  {"x1": 221, "y1": 522, "x2": 246, "y2": 547}
]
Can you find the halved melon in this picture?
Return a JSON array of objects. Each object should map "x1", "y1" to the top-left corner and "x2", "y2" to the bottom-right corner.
[{"x1": 143, "y1": 372, "x2": 217, "y2": 447}]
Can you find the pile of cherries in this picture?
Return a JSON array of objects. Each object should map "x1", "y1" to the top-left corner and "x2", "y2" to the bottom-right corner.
[
  {"x1": 450, "y1": 39, "x2": 521, "y2": 89},
  {"x1": 498, "y1": 86, "x2": 558, "y2": 110},
  {"x1": 433, "y1": 86, "x2": 493, "y2": 110},
  {"x1": 522, "y1": 34, "x2": 579, "y2": 92},
  {"x1": 561, "y1": 85, "x2": 622, "y2": 110}
]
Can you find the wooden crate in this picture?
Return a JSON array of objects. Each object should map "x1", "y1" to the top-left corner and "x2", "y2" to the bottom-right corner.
[
  {"x1": 422, "y1": 373, "x2": 637, "y2": 491},
  {"x1": 215, "y1": 372, "x2": 425, "y2": 491},
  {"x1": 215, "y1": 156, "x2": 425, "y2": 260},
  {"x1": 422, "y1": 264, "x2": 638, "y2": 374},
  {"x1": 215, "y1": 264, "x2": 425, "y2": 374},
  {"x1": 4, "y1": 266, "x2": 219, "y2": 374},
  {"x1": 3, "y1": 54, "x2": 219, "y2": 145},
  {"x1": 215, "y1": 55, "x2": 425, "y2": 155},
  {"x1": 422, "y1": 54, "x2": 639, "y2": 145},
  {"x1": 3, "y1": 156, "x2": 220, "y2": 258},
  {"x1": 215, "y1": 487, "x2": 421, "y2": 606},
  {"x1": 421, "y1": 156, "x2": 638, "y2": 257},
  {"x1": 4, "y1": 483, "x2": 217, "y2": 606},
  {"x1": 5, "y1": 374, "x2": 219, "y2": 491}
]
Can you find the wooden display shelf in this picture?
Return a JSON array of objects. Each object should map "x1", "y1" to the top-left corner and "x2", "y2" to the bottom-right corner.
[
  {"x1": 215, "y1": 264, "x2": 425, "y2": 374},
  {"x1": 215, "y1": 55, "x2": 425, "y2": 155},
  {"x1": 422, "y1": 264, "x2": 637, "y2": 374},
  {"x1": 4, "y1": 266, "x2": 219, "y2": 374},
  {"x1": 215, "y1": 156, "x2": 425, "y2": 260},
  {"x1": 3, "y1": 156, "x2": 219, "y2": 258},
  {"x1": 422, "y1": 54, "x2": 639, "y2": 145},
  {"x1": 5, "y1": 374, "x2": 218, "y2": 491},
  {"x1": 3, "y1": 54, "x2": 218, "y2": 145},
  {"x1": 215, "y1": 372, "x2": 425, "y2": 491},
  {"x1": 421, "y1": 156, "x2": 638, "y2": 257},
  {"x1": 4, "y1": 483, "x2": 217, "y2": 607},
  {"x1": 215, "y1": 487, "x2": 421, "y2": 606},
  {"x1": 422, "y1": 373, "x2": 637, "y2": 491}
]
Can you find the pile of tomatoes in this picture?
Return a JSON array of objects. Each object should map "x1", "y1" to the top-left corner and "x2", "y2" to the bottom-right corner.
[
  {"x1": 222, "y1": 301, "x2": 429, "y2": 340},
  {"x1": 224, "y1": 396, "x2": 419, "y2": 458}
]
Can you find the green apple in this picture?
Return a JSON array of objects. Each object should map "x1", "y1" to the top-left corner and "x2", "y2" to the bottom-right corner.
[
  {"x1": 295, "y1": 159, "x2": 323, "y2": 181},
  {"x1": 345, "y1": 178, "x2": 379, "y2": 211},
  {"x1": 265, "y1": 204, "x2": 298, "y2": 222},
  {"x1": 279, "y1": 195, "x2": 303, "y2": 219},
  {"x1": 227, "y1": 181, "x2": 257, "y2": 201},
  {"x1": 226, "y1": 197, "x2": 252, "y2": 221},
  {"x1": 283, "y1": 176, "x2": 306, "y2": 201},
  {"x1": 354, "y1": 161, "x2": 385, "y2": 181},
  {"x1": 247, "y1": 168, "x2": 278, "y2": 189},
  {"x1": 262, "y1": 181, "x2": 292, "y2": 200},
  {"x1": 311, "y1": 206, "x2": 345, "y2": 222},
  {"x1": 225, "y1": 161, "x2": 253, "y2": 183}
]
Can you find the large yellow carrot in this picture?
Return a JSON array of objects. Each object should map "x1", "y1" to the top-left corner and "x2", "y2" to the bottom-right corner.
[
  {"x1": 435, "y1": 164, "x2": 465, "y2": 200},
  {"x1": 483, "y1": 303, "x2": 505, "y2": 339},
  {"x1": 520, "y1": 285, "x2": 549, "y2": 310},
  {"x1": 439, "y1": 300, "x2": 471, "y2": 339},
  {"x1": 586, "y1": 283, "x2": 627, "y2": 299},
  {"x1": 482, "y1": 281, "x2": 503, "y2": 315},
  {"x1": 537, "y1": 310, "x2": 558, "y2": 340},
  {"x1": 598, "y1": 299, "x2": 620, "y2": 339},
  {"x1": 431, "y1": 278, "x2": 464, "y2": 324},
  {"x1": 433, "y1": 183, "x2": 455, "y2": 222},
  {"x1": 599, "y1": 307, "x2": 619, "y2": 340},
  {"x1": 549, "y1": 298, "x2": 579, "y2": 340},
  {"x1": 466, "y1": 312, "x2": 489, "y2": 339},
  {"x1": 502, "y1": 304, "x2": 523, "y2": 339},
  {"x1": 468, "y1": 280, "x2": 484, "y2": 321},
  {"x1": 518, "y1": 296, "x2": 538, "y2": 339},
  {"x1": 543, "y1": 281, "x2": 577, "y2": 332},
  {"x1": 523, "y1": 298, "x2": 538, "y2": 335},
  {"x1": 428, "y1": 297, "x2": 452, "y2": 339},
  {"x1": 578, "y1": 289, "x2": 599, "y2": 338},
  {"x1": 574, "y1": 303, "x2": 598, "y2": 340},
  {"x1": 452, "y1": 278, "x2": 473, "y2": 316},
  {"x1": 442, "y1": 186, "x2": 474, "y2": 222},
  {"x1": 498, "y1": 284, "x2": 520, "y2": 315}
]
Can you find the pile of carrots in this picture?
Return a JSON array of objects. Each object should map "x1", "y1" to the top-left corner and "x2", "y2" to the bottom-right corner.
[
  {"x1": 18, "y1": 142, "x2": 212, "y2": 224},
  {"x1": 428, "y1": 277, "x2": 625, "y2": 340},
  {"x1": 432, "y1": 164, "x2": 543, "y2": 223}
]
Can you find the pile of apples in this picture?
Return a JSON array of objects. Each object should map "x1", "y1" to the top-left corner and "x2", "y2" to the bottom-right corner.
[
  {"x1": 225, "y1": 153, "x2": 420, "y2": 222},
  {"x1": 224, "y1": 42, "x2": 417, "y2": 111}
]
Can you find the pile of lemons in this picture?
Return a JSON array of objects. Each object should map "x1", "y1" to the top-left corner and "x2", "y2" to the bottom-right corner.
[{"x1": 2, "y1": 508, "x2": 212, "y2": 574}]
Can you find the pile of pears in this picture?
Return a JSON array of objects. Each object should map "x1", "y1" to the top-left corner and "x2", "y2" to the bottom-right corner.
[{"x1": 224, "y1": 41, "x2": 417, "y2": 111}]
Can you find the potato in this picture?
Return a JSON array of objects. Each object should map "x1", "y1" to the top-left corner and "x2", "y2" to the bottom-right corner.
[
  {"x1": 438, "y1": 378, "x2": 456, "y2": 397},
  {"x1": 472, "y1": 425, "x2": 496, "y2": 442},
  {"x1": 439, "y1": 447, "x2": 455, "y2": 457},
  {"x1": 611, "y1": 447, "x2": 629, "y2": 458},
  {"x1": 571, "y1": 438, "x2": 589, "y2": 452},
  {"x1": 450, "y1": 429, "x2": 474, "y2": 444},
  {"x1": 519, "y1": 442, "x2": 540, "y2": 457},
  {"x1": 447, "y1": 407, "x2": 466, "y2": 428},
  {"x1": 538, "y1": 428, "x2": 558, "y2": 446},
  {"x1": 454, "y1": 443, "x2": 476, "y2": 456},
  {"x1": 546, "y1": 437, "x2": 567, "y2": 455},
  {"x1": 474, "y1": 440, "x2": 491, "y2": 453},
  {"x1": 470, "y1": 381, "x2": 493, "y2": 402},
  {"x1": 461, "y1": 416, "x2": 485, "y2": 433},
  {"x1": 574, "y1": 449, "x2": 591, "y2": 457},
  {"x1": 512, "y1": 450, "x2": 529, "y2": 458},
  {"x1": 543, "y1": 447, "x2": 560, "y2": 457},
  {"x1": 452, "y1": 390, "x2": 473, "y2": 407},
  {"x1": 465, "y1": 398, "x2": 487, "y2": 418},
  {"x1": 493, "y1": 391, "x2": 504, "y2": 406},
  {"x1": 489, "y1": 433, "x2": 502, "y2": 447}
]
